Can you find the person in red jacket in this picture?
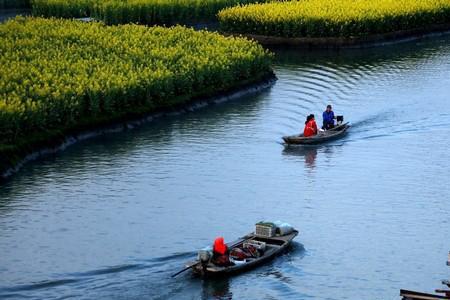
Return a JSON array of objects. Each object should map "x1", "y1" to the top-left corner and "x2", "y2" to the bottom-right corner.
[
  {"x1": 212, "y1": 237, "x2": 232, "y2": 266},
  {"x1": 303, "y1": 114, "x2": 318, "y2": 137}
]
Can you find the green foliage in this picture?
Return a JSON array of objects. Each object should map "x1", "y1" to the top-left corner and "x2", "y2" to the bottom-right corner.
[
  {"x1": 31, "y1": 0, "x2": 96, "y2": 18},
  {"x1": 31, "y1": 0, "x2": 270, "y2": 24},
  {"x1": 0, "y1": 17, "x2": 273, "y2": 145},
  {"x1": 218, "y1": 0, "x2": 450, "y2": 38}
]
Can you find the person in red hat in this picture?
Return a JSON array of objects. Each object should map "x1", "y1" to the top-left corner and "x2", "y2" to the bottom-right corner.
[{"x1": 212, "y1": 237, "x2": 231, "y2": 266}]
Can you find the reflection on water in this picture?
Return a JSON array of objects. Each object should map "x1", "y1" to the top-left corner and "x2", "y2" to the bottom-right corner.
[
  {"x1": 1, "y1": 34, "x2": 450, "y2": 300},
  {"x1": 283, "y1": 146, "x2": 319, "y2": 169},
  {"x1": 202, "y1": 278, "x2": 233, "y2": 300}
]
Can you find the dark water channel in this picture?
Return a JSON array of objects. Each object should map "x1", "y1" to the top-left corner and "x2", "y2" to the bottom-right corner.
[
  {"x1": 1, "y1": 35, "x2": 450, "y2": 299},
  {"x1": 0, "y1": 9, "x2": 30, "y2": 23}
]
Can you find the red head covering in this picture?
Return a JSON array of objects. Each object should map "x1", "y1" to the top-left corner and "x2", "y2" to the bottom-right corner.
[{"x1": 213, "y1": 237, "x2": 227, "y2": 255}]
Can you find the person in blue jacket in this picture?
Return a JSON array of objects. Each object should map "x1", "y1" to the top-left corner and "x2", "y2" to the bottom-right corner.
[{"x1": 322, "y1": 104, "x2": 336, "y2": 130}]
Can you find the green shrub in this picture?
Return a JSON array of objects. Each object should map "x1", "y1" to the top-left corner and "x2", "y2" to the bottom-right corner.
[
  {"x1": 218, "y1": 0, "x2": 450, "y2": 38},
  {"x1": 0, "y1": 17, "x2": 273, "y2": 146},
  {"x1": 31, "y1": 0, "x2": 96, "y2": 18},
  {"x1": 31, "y1": 0, "x2": 271, "y2": 24}
]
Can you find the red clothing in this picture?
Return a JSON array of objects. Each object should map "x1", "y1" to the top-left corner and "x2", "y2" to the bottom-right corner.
[
  {"x1": 213, "y1": 237, "x2": 228, "y2": 255},
  {"x1": 213, "y1": 237, "x2": 231, "y2": 266},
  {"x1": 304, "y1": 119, "x2": 318, "y2": 137}
]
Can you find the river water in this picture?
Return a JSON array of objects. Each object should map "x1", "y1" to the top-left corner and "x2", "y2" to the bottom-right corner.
[{"x1": 1, "y1": 34, "x2": 450, "y2": 300}]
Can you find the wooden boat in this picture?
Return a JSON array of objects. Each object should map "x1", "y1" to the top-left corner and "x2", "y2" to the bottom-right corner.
[
  {"x1": 282, "y1": 122, "x2": 350, "y2": 145},
  {"x1": 187, "y1": 230, "x2": 298, "y2": 277},
  {"x1": 400, "y1": 289, "x2": 450, "y2": 300}
]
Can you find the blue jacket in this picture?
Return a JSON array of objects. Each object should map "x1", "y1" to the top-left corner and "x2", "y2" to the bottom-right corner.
[{"x1": 323, "y1": 111, "x2": 335, "y2": 126}]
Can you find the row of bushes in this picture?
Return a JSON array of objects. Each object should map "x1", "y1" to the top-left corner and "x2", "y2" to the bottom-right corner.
[
  {"x1": 218, "y1": 0, "x2": 450, "y2": 38},
  {"x1": 0, "y1": 17, "x2": 273, "y2": 146},
  {"x1": 0, "y1": 0, "x2": 30, "y2": 9},
  {"x1": 31, "y1": 0, "x2": 95, "y2": 18},
  {"x1": 31, "y1": 0, "x2": 270, "y2": 25}
]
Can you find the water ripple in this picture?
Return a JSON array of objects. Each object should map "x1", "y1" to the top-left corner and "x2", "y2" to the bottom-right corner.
[{"x1": 1, "y1": 34, "x2": 450, "y2": 300}]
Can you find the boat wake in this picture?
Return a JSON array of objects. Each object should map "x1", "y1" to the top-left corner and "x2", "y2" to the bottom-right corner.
[{"x1": 0, "y1": 251, "x2": 197, "y2": 299}]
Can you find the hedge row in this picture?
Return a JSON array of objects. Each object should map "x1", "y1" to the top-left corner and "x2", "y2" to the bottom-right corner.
[
  {"x1": 0, "y1": 17, "x2": 273, "y2": 146},
  {"x1": 31, "y1": 0, "x2": 270, "y2": 25},
  {"x1": 218, "y1": 0, "x2": 450, "y2": 38}
]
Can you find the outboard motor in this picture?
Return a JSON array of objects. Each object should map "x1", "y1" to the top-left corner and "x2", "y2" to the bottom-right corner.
[
  {"x1": 198, "y1": 250, "x2": 211, "y2": 263},
  {"x1": 336, "y1": 115, "x2": 344, "y2": 125},
  {"x1": 197, "y1": 250, "x2": 211, "y2": 276}
]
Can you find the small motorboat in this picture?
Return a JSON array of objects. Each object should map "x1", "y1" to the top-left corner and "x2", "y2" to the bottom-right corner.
[
  {"x1": 282, "y1": 122, "x2": 349, "y2": 145},
  {"x1": 173, "y1": 223, "x2": 298, "y2": 278}
]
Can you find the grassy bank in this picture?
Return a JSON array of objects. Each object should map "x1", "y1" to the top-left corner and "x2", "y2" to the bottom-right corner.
[
  {"x1": 0, "y1": 0, "x2": 30, "y2": 9},
  {"x1": 31, "y1": 0, "x2": 269, "y2": 25},
  {"x1": 0, "y1": 17, "x2": 273, "y2": 173},
  {"x1": 218, "y1": 0, "x2": 450, "y2": 38}
]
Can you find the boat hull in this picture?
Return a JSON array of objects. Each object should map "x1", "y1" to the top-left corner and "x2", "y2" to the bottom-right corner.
[
  {"x1": 400, "y1": 289, "x2": 450, "y2": 300},
  {"x1": 190, "y1": 230, "x2": 298, "y2": 278},
  {"x1": 283, "y1": 123, "x2": 349, "y2": 145}
]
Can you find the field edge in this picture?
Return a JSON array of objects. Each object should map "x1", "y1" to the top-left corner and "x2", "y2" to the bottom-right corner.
[
  {"x1": 224, "y1": 23, "x2": 450, "y2": 48},
  {"x1": 0, "y1": 71, "x2": 276, "y2": 181}
]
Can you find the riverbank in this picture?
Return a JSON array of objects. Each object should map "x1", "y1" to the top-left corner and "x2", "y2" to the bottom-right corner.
[
  {"x1": 230, "y1": 24, "x2": 450, "y2": 48},
  {"x1": 0, "y1": 17, "x2": 274, "y2": 180},
  {"x1": 0, "y1": 73, "x2": 276, "y2": 181}
]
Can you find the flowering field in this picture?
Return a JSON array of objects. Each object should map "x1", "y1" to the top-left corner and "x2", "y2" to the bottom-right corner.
[
  {"x1": 0, "y1": 17, "x2": 272, "y2": 148},
  {"x1": 218, "y1": 0, "x2": 450, "y2": 38},
  {"x1": 31, "y1": 0, "x2": 269, "y2": 24}
]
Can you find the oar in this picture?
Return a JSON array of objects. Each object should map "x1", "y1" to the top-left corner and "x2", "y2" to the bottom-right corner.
[{"x1": 171, "y1": 262, "x2": 200, "y2": 278}]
